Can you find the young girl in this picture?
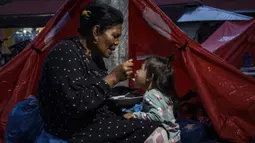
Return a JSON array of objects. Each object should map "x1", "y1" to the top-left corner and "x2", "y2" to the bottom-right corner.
[{"x1": 124, "y1": 56, "x2": 181, "y2": 143}]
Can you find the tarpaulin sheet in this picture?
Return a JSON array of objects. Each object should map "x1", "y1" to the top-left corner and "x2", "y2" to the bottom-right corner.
[
  {"x1": 0, "y1": 0, "x2": 93, "y2": 140},
  {"x1": 202, "y1": 19, "x2": 255, "y2": 68},
  {"x1": 129, "y1": 0, "x2": 255, "y2": 142},
  {"x1": 0, "y1": 0, "x2": 254, "y2": 142}
]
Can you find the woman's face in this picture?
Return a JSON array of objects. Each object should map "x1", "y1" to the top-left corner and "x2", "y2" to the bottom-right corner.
[{"x1": 95, "y1": 24, "x2": 122, "y2": 58}]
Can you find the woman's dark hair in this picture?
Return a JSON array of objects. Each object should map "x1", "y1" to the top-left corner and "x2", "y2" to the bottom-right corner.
[
  {"x1": 78, "y1": 3, "x2": 124, "y2": 37},
  {"x1": 144, "y1": 56, "x2": 179, "y2": 113}
]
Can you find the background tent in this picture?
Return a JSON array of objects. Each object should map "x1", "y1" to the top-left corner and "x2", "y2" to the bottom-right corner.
[
  {"x1": 202, "y1": 19, "x2": 255, "y2": 68},
  {"x1": 129, "y1": 0, "x2": 255, "y2": 142},
  {"x1": 0, "y1": 0, "x2": 255, "y2": 142}
]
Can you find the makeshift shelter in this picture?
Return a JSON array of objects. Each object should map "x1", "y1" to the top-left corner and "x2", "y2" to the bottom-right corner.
[
  {"x1": 202, "y1": 19, "x2": 255, "y2": 68},
  {"x1": 156, "y1": 1, "x2": 253, "y2": 43},
  {"x1": 129, "y1": 1, "x2": 255, "y2": 142},
  {"x1": 0, "y1": 0, "x2": 255, "y2": 142}
]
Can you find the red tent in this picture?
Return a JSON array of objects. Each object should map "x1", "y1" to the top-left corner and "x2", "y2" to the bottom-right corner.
[
  {"x1": 0, "y1": 0, "x2": 255, "y2": 142},
  {"x1": 0, "y1": 0, "x2": 93, "y2": 141},
  {"x1": 129, "y1": 1, "x2": 255, "y2": 142},
  {"x1": 202, "y1": 19, "x2": 255, "y2": 68}
]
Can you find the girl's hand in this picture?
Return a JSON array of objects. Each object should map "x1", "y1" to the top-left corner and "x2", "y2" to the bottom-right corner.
[{"x1": 123, "y1": 112, "x2": 134, "y2": 119}]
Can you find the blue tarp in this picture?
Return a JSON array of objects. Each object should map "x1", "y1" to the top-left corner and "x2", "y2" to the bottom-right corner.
[{"x1": 5, "y1": 95, "x2": 44, "y2": 143}]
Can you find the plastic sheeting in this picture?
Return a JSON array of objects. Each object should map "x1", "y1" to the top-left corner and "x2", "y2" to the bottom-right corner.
[
  {"x1": 0, "y1": 0, "x2": 93, "y2": 140},
  {"x1": 202, "y1": 19, "x2": 255, "y2": 68},
  {"x1": 128, "y1": 0, "x2": 255, "y2": 142},
  {"x1": 0, "y1": 0, "x2": 254, "y2": 142},
  {"x1": 5, "y1": 95, "x2": 43, "y2": 143}
]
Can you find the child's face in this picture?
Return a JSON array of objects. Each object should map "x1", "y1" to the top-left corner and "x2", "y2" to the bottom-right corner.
[{"x1": 135, "y1": 63, "x2": 149, "y2": 89}]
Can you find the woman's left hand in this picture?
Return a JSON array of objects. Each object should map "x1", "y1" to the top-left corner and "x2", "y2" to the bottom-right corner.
[{"x1": 123, "y1": 113, "x2": 134, "y2": 119}]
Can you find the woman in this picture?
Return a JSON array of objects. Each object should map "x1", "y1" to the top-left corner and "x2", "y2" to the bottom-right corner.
[{"x1": 38, "y1": 3, "x2": 163, "y2": 143}]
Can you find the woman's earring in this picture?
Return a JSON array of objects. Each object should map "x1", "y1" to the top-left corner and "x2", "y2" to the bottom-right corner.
[{"x1": 93, "y1": 39, "x2": 98, "y2": 44}]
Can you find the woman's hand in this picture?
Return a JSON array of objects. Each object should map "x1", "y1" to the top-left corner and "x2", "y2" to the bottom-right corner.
[
  {"x1": 104, "y1": 59, "x2": 133, "y2": 87},
  {"x1": 123, "y1": 112, "x2": 134, "y2": 119},
  {"x1": 117, "y1": 59, "x2": 134, "y2": 80}
]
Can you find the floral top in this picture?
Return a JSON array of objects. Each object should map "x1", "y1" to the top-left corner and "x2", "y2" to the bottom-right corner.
[{"x1": 133, "y1": 89, "x2": 181, "y2": 142}]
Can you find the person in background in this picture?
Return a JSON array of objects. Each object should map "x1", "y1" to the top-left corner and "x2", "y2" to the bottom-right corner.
[{"x1": 0, "y1": 37, "x2": 9, "y2": 66}]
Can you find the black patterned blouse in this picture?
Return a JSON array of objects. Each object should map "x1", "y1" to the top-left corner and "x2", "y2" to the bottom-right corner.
[{"x1": 38, "y1": 37, "x2": 160, "y2": 143}]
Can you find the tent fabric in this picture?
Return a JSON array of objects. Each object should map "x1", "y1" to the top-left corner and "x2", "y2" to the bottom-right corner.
[
  {"x1": 128, "y1": 0, "x2": 255, "y2": 142},
  {"x1": 202, "y1": 19, "x2": 255, "y2": 68},
  {"x1": 0, "y1": 0, "x2": 93, "y2": 140},
  {"x1": 0, "y1": 0, "x2": 254, "y2": 142}
]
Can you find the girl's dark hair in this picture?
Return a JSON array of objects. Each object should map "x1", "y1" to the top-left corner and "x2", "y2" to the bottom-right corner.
[
  {"x1": 144, "y1": 56, "x2": 179, "y2": 113},
  {"x1": 78, "y1": 3, "x2": 124, "y2": 37}
]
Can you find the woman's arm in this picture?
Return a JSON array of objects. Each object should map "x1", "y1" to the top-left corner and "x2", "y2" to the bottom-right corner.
[{"x1": 43, "y1": 40, "x2": 112, "y2": 116}]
